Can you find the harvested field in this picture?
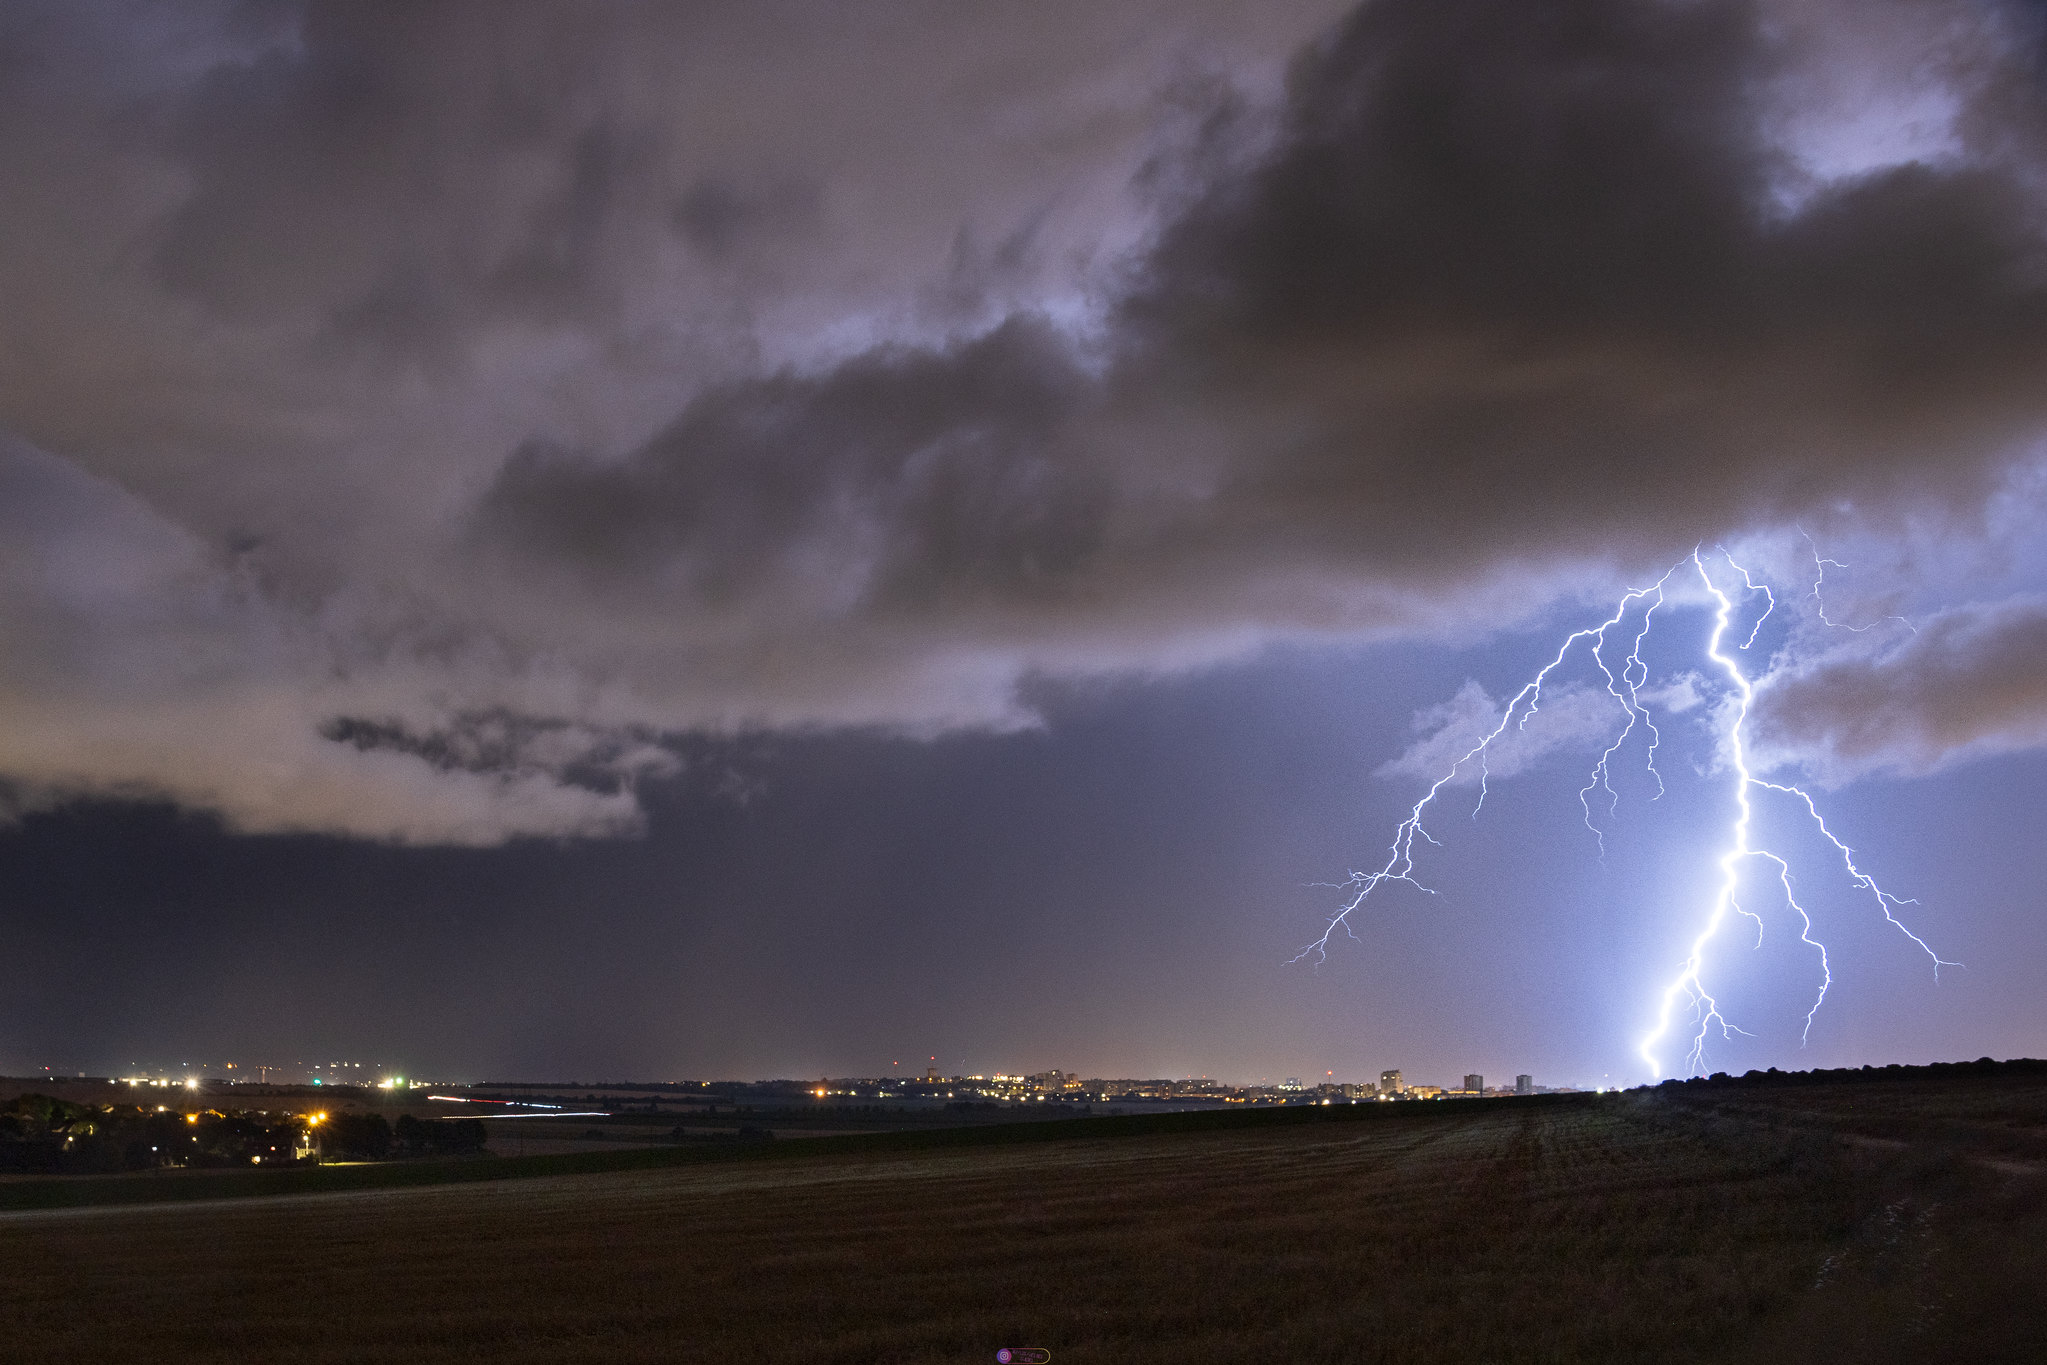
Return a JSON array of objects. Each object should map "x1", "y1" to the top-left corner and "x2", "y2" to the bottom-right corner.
[{"x1": 2, "y1": 1072, "x2": 2043, "y2": 1364}]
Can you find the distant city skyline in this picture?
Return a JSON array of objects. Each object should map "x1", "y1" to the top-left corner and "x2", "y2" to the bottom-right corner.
[
  {"x1": 17, "y1": 1053, "x2": 1589, "y2": 1093},
  {"x1": 4, "y1": 1066, "x2": 1588, "y2": 1108}
]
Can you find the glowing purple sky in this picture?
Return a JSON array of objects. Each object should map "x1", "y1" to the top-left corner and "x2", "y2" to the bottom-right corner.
[{"x1": 4, "y1": 0, "x2": 2047, "y2": 1084}]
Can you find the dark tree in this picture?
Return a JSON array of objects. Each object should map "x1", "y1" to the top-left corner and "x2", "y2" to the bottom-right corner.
[{"x1": 322, "y1": 1112, "x2": 392, "y2": 1161}]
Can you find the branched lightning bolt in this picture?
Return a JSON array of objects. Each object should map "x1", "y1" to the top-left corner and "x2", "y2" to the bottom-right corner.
[
  {"x1": 1750, "y1": 779, "x2": 1953, "y2": 976},
  {"x1": 1636, "y1": 551, "x2": 1951, "y2": 1078},
  {"x1": 1294, "y1": 578, "x2": 1665, "y2": 963},
  {"x1": 1579, "y1": 569, "x2": 1673, "y2": 853},
  {"x1": 1304, "y1": 539, "x2": 1953, "y2": 1079},
  {"x1": 1802, "y1": 528, "x2": 1917, "y2": 636},
  {"x1": 1636, "y1": 553, "x2": 1765, "y2": 1073}
]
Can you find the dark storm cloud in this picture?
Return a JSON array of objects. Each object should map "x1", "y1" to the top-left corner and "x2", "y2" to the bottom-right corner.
[
  {"x1": 484, "y1": 0, "x2": 2047, "y2": 608},
  {"x1": 1121, "y1": 0, "x2": 2047, "y2": 568},
  {"x1": 477, "y1": 318, "x2": 1106, "y2": 611},
  {"x1": 672, "y1": 177, "x2": 822, "y2": 259},
  {"x1": 148, "y1": 2, "x2": 677, "y2": 352},
  {"x1": 7, "y1": 0, "x2": 2047, "y2": 838},
  {"x1": 469, "y1": 0, "x2": 2047, "y2": 723},
  {"x1": 1754, "y1": 597, "x2": 2047, "y2": 780}
]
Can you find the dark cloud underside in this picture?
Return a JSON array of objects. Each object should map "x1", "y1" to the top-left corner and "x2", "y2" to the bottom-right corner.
[{"x1": 5, "y1": 0, "x2": 2047, "y2": 837}]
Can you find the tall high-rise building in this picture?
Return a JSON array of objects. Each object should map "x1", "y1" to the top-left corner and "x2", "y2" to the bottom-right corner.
[
  {"x1": 1380, "y1": 1069, "x2": 1404, "y2": 1095},
  {"x1": 1515, "y1": 1074, "x2": 1534, "y2": 1096},
  {"x1": 1463, "y1": 1073, "x2": 1484, "y2": 1094}
]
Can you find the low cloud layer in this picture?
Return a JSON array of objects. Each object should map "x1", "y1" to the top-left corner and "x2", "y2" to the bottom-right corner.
[
  {"x1": 8, "y1": 0, "x2": 2047, "y2": 839},
  {"x1": 0, "y1": 437, "x2": 659, "y2": 841},
  {"x1": 1755, "y1": 597, "x2": 2047, "y2": 781},
  {"x1": 1376, "y1": 682, "x2": 1634, "y2": 789}
]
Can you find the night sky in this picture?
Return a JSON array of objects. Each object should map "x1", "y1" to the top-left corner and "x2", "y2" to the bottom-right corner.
[{"x1": 5, "y1": 0, "x2": 2047, "y2": 1088}]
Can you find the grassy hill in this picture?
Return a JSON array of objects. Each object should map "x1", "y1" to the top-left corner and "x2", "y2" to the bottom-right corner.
[{"x1": 2, "y1": 1064, "x2": 2041, "y2": 1363}]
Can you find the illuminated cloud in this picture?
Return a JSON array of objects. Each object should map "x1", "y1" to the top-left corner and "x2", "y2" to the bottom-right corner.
[
  {"x1": 1375, "y1": 681, "x2": 1630, "y2": 788},
  {"x1": 7, "y1": 0, "x2": 2047, "y2": 839},
  {"x1": 1754, "y1": 595, "x2": 2047, "y2": 782},
  {"x1": 0, "y1": 436, "x2": 660, "y2": 843}
]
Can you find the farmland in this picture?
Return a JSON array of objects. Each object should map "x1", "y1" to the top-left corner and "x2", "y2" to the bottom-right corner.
[{"x1": 2, "y1": 1066, "x2": 2042, "y2": 1363}]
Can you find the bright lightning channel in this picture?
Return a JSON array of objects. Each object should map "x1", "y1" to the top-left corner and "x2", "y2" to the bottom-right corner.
[
  {"x1": 1636, "y1": 550, "x2": 1953, "y2": 1076},
  {"x1": 1305, "y1": 545, "x2": 1953, "y2": 1080}
]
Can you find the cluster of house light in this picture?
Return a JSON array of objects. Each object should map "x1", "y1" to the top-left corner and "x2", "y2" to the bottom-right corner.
[{"x1": 802, "y1": 1070, "x2": 1561, "y2": 1103}]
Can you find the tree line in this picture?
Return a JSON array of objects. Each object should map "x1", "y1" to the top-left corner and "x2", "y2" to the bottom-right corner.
[{"x1": 0, "y1": 1095, "x2": 487, "y2": 1173}]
